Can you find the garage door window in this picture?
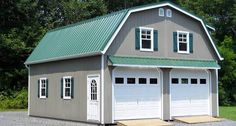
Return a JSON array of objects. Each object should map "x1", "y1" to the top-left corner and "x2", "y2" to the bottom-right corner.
[
  {"x1": 139, "y1": 78, "x2": 147, "y2": 84},
  {"x1": 115, "y1": 78, "x2": 124, "y2": 84},
  {"x1": 172, "y1": 78, "x2": 179, "y2": 84},
  {"x1": 181, "y1": 78, "x2": 188, "y2": 84},
  {"x1": 200, "y1": 79, "x2": 206, "y2": 84},
  {"x1": 191, "y1": 78, "x2": 198, "y2": 84},
  {"x1": 127, "y1": 78, "x2": 135, "y2": 84},
  {"x1": 150, "y1": 78, "x2": 158, "y2": 84}
]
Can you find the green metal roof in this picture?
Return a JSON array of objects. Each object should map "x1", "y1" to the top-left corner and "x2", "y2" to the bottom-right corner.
[
  {"x1": 108, "y1": 56, "x2": 220, "y2": 69},
  {"x1": 25, "y1": 10, "x2": 128, "y2": 64},
  {"x1": 25, "y1": 1, "x2": 221, "y2": 64}
]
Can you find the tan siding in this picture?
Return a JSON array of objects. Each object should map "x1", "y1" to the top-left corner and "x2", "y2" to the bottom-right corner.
[
  {"x1": 30, "y1": 56, "x2": 101, "y2": 122},
  {"x1": 106, "y1": 7, "x2": 218, "y2": 60}
]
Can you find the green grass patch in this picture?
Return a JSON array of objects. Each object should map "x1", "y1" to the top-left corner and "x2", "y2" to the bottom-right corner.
[
  {"x1": 220, "y1": 106, "x2": 236, "y2": 121},
  {"x1": 0, "y1": 109, "x2": 27, "y2": 112}
]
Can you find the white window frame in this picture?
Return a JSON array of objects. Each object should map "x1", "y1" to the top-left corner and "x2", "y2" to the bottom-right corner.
[
  {"x1": 39, "y1": 78, "x2": 47, "y2": 99},
  {"x1": 159, "y1": 8, "x2": 164, "y2": 16},
  {"x1": 63, "y1": 76, "x2": 72, "y2": 99},
  {"x1": 166, "y1": 9, "x2": 172, "y2": 17},
  {"x1": 140, "y1": 27, "x2": 154, "y2": 52},
  {"x1": 177, "y1": 31, "x2": 190, "y2": 54}
]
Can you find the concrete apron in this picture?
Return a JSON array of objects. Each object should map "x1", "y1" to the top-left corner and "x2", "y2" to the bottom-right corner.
[
  {"x1": 117, "y1": 119, "x2": 173, "y2": 126},
  {"x1": 174, "y1": 115, "x2": 223, "y2": 124}
]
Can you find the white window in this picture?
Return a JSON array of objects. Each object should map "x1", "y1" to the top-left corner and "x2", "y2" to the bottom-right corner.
[
  {"x1": 166, "y1": 9, "x2": 172, "y2": 17},
  {"x1": 140, "y1": 27, "x2": 153, "y2": 51},
  {"x1": 90, "y1": 79, "x2": 98, "y2": 100},
  {"x1": 63, "y1": 76, "x2": 72, "y2": 99},
  {"x1": 159, "y1": 8, "x2": 164, "y2": 16},
  {"x1": 39, "y1": 78, "x2": 47, "y2": 98},
  {"x1": 177, "y1": 31, "x2": 189, "y2": 53}
]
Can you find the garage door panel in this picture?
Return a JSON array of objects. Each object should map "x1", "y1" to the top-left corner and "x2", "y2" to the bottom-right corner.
[
  {"x1": 171, "y1": 69, "x2": 209, "y2": 117},
  {"x1": 114, "y1": 67, "x2": 161, "y2": 120}
]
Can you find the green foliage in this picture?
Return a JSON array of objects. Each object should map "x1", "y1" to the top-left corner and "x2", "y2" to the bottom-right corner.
[{"x1": 0, "y1": 89, "x2": 28, "y2": 109}]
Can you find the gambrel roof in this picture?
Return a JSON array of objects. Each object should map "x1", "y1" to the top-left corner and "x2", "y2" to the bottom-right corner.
[{"x1": 25, "y1": 2, "x2": 223, "y2": 65}]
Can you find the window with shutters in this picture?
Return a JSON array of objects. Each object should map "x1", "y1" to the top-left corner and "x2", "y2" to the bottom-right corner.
[
  {"x1": 39, "y1": 78, "x2": 47, "y2": 98},
  {"x1": 177, "y1": 31, "x2": 189, "y2": 53},
  {"x1": 63, "y1": 76, "x2": 72, "y2": 99},
  {"x1": 140, "y1": 27, "x2": 153, "y2": 51}
]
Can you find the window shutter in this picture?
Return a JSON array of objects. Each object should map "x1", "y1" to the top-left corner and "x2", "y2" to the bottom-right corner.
[
  {"x1": 38, "y1": 80, "x2": 40, "y2": 98},
  {"x1": 154, "y1": 30, "x2": 158, "y2": 51},
  {"x1": 189, "y1": 33, "x2": 193, "y2": 53},
  {"x1": 61, "y1": 78, "x2": 63, "y2": 98},
  {"x1": 71, "y1": 77, "x2": 74, "y2": 99},
  {"x1": 135, "y1": 28, "x2": 140, "y2": 50},
  {"x1": 173, "y1": 32, "x2": 177, "y2": 52},
  {"x1": 46, "y1": 79, "x2": 48, "y2": 98}
]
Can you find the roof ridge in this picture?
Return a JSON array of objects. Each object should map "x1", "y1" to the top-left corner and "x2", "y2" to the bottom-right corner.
[
  {"x1": 48, "y1": 9, "x2": 129, "y2": 33},
  {"x1": 109, "y1": 55, "x2": 216, "y2": 62}
]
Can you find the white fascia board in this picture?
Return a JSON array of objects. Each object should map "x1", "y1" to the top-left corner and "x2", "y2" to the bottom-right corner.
[
  {"x1": 25, "y1": 52, "x2": 102, "y2": 65},
  {"x1": 102, "y1": 2, "x2": 223, "y2": 60},
  {"x1": 206, "y1": 25, "x2": 216, "y2": 31},
  {"x1": 112, "y1": 64, "x2": 220, "y2": 70}
]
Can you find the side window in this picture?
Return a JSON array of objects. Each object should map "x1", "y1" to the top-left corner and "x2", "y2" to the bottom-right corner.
[
  {"x1": 172, "y1": 78, "x2": 179, "y2": 84},
  {"x1": 178, "y1": 32, "x2": 189, "y2": 53},
  {"x1": 166, "y1": 9, "x2": 172, "y2": 17},
  {"x1": 140, "y1": 27, "x2": 153, "y2": 51},
  {"x1": 39, "y1": 78, "x2": 48, "y2": 98},
  {"x1": 62, "y1": 76, "x2": 74, "y2": 99},
  {"x1": 159, "y1": 8, "x2": 164, "y2": 16}
]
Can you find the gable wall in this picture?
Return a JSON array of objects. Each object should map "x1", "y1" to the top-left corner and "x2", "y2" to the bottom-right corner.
[{"x1": 106, "y1": 6, "x2": 218, "y2": 60}]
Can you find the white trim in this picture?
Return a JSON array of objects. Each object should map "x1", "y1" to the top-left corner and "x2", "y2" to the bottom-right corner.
[
  {"x1": 166, "y1": 9, "x2": 172, "y2": 17},
  {"x1": 169, "y1": 69, "x2": 172, "y2": 120},
  {"x1": 25, "y1": 65, "x2": 30, "y2": 115},
  {"x1": 102, "y1": 2, "x2": 223, "y2": 60},
  {"x1": 112, "y1": 67, "x2": 115, "y2": 123},
  {"x1": 101, "y1": 55, "x2": 104, "y2": 124},
  {"x1": 39, "y1": 77, "x2": 47, "y2": 99},
  {"x1": 159, "y1": 68, "x2": 164, "y2": 120},
  {"x1": 207, "y1": 70, "x2": 212, "y2": 116},
  {"x1": 112, "y1": 64, "x2": 220, "y2": 70},
  {"x1": 25, "y1": 52, "x2": 102, "y2": 65},
  {"x1": 206, "y1": 25, "x2": 216, "y2": 31},
  {"x1": 139, "y1": 27, "x2": 154, "y2": 51},
  {"x1": 216, "y1": 69, "x2": 219, "y2": 116},
  {"x1": 177, "y1": 31, "x2": 190, "y2": 54},
  {"x1": 159, "y1": 8, "x2": 165, "y2": 17},
  {"x1": 63, "y1": 76, "x2": 72, "y2": 100}
]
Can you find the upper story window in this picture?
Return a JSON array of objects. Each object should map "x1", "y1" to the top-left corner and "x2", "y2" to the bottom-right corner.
[
  {"x1": 63, "y1": 76, "x2": 73, "y2": 99},
  {"x1": 159, "y1": 8, "x2": 164, "y2": 16},
  {"x1": 177, "y1": 31, "x2": 189, "y2": 53},
  {"x1": 166, "y1": 9, "x2": 172, "y2": 17},
  {"x1": 39, "y1": 78, "x2": 48, "y2": 98},
  {"x1": 140, "y1": 27, "x2": 153, "y2": 51}
]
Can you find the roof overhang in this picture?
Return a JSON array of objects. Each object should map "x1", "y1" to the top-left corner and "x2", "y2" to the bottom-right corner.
[
  {"x1": 25, "y1": 51, "x2": 102, "y2": 65},
  {"x1": 102, "y1": 2, "x2": 223, "y2": 61},
  {"x1": 108, "y1": 56, "x2": 220, "y2": 70}
]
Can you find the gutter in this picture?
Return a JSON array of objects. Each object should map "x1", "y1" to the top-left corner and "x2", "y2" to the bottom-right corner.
[{"x1": 25, "y1": 52, "x2": 102, "y2": 65}]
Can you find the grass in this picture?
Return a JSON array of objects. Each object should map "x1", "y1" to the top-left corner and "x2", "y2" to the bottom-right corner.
[
  {"x1": 0, "y1": 109, "x2": 27, "y2": 112},
  {"x1": 220, "y1": 106, "x2": 236, "y2": 121}
]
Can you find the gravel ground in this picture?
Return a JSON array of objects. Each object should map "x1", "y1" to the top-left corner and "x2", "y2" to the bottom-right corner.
[{"x1": 0, "y1": 111, "x2": 236, "y2": 126}]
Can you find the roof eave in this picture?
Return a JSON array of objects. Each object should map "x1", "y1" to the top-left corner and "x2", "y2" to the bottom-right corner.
[{"x1": 25, "y1": 51, "x2": 102, "y2": 65}]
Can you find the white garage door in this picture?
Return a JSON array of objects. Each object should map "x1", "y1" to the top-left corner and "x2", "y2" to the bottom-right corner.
[
  {"x1": 171, "y1": 69, "x2": 210, "y2": 117},
  {"x1": 113, "y1": 67, "x2": 161, "y2": 120}
]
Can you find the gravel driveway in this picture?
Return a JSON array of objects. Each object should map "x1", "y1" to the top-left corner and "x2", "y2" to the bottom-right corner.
[{"x1": 0, "y1": 111, "x2": 236, "y2": 126}]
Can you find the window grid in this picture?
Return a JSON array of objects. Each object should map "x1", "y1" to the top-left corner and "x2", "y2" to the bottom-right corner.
[
  {"x1": 63, "y1": 77, "x2": 72, "y2": 99},
  {"x1": 140, "y1": 27, "x2": 153, "y2": 51},
  {"x1": 177, "y1": 32, "x2": 189, "y2": 53},
  {"x1": 40, "y1": 79, "x2": 46, "y2": 98},
  {"x1": 90, "y1": 79, "x2": 97, "y2": 100}
]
